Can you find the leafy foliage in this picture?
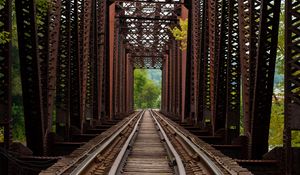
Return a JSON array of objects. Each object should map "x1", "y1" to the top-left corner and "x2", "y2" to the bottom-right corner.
[
  {"x1": 169, "y1": 18, "x2": 188, "y2": 50},
  {"x1": 134, "y1": 69, "x2": 161, "y2": 109},
  {"x1": 0, "y1": 31, "x2": 10, "y2": 44},
  {"x1": 269, "y1": 98, "x2": 300, "y2": 148},
  {"x1": 0, "y1": 127, "x2": 3, "y2": 142},
  {"x1": 269, "y1": 99, "x2": 284, "y2": 147},
  {"x1": 0, "y1": 0, "x2": 10, "y2": 45}
]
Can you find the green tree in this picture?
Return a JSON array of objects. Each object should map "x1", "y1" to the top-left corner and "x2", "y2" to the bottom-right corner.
[
  {"x1": 139, "y1": 81, "x2": 160, "y2": 108},
  {"x1": 134, "y1": 69, "x2": 161, "y2": 109}
]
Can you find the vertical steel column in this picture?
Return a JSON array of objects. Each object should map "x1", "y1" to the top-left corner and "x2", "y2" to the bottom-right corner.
[
  {"x1": 196, "y1": 0, "x2": 205, "y2": 127},
  {"x1": 112, "y1": 17, "x2": 119, "y2": 118},
  {"x1": 70, "y1": 0, "x2": 82, "y2": 130},
  {"x1": 165, "y1": 54, "x2": 169, "y2": 113},
  {"x1": 177, "y1": 44, "x2": 182, "y2": 118},
  {"x1": 98, "y1": 0, "x2": 108, "y2": 120},
  {"x1": 122, "y1": 46, "x2": 127, "y2": 115},
  {"x1": 207, "y1": 0, "x2": 217, "y2": 131},
  {"x1": 86, "y1": 0, "x2": 96, "y2": 126},
  {"x1": 0, "y1": 0, "x2": 12, "y2": 151},
  {"x1": 169, "y1": 48, "x2": 173, "y2": 114},
  {"x1": 91, "y1": 0, "x2": 98, "y2": 123},
  {"x1": 80, "y1": 0, "x2": 92, "y2": 131},
  {"x1": 109, "y1": 3, "x2": 116, "y2": 119},
  {"x1": 173, "y1": 43, "x2": 177, "y2": 115},
  {"x1": 191, "y1": 0, "x2": 200, "y2": 123},
  {"x1": 175, "y1": 42, "x2": 180, "y2": 117},
  {"x1": 238, "y1": 0, "x2": 261, "y2": 138},
  {"x1": 162, "y1": 59, "x2": 166, "y2": 112},
  {"x1": 169, "y1": 46, "x2": 173, "y2": 115},
  {"x1": 202, "y1": 1, "x2": 211, "y2": 127},
  {"x1": 37, "y1": 3, "x2": 49, "y2": 135},
  {"x1": 45, "y1": 0, "x2": 61, "y2": 143},
  {"x1": 284, "y1": 1, "x2": 300, "y2": 174},
  {"x1": 225, "y1": 0, "x2": 240, "y2": 143},
  {"x1": 125, "y1": 53, "x2": 129, "y2": 114},
  {"x1": 185, "y1": 0, "x2": 200, "y2": 124},
  {"x1": 213, "y1": 0, "x2": 229, "y2": 133},
  {"x1": 56, "y1": 0, "x2": 71, "y2": 139},
  {"x1": 250, "y1": 0, "x2": 280, "y2": 159},
  {"x1": 284, "y1": 1, "x2": 300, "y2": 173},
  {"x1": 16, "y1": 0, "x2": 45, "y2": 155}
]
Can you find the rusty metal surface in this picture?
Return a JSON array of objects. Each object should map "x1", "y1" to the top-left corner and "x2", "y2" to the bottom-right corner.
[
  {"x1": 15, "y1": 0, "x2": 45, "y2": 155},
  {"x1": 69, "y1": 0, "x2": 82, "y2": 130},
  {"x1": 284, "y1": 0, "x2": 300, "y2": 174},
  {"x1": 6, "y1": 0, "x2": 300, "y2": 174},
  {"x1": 225, "y1": 0, "x2": 240, "y2": 143},
  {"x1": 237, "y1": 0, "x2": 261, "y2": 137},
  {"x1": 115, "y1": 1, "x2": 181, "y2": 69},
  {"x1": 56, "y1": 0, "x2": 72, "y2": 139},
  {"x1": 250, "y1": 0, "x2": 280, "y2": 159},
  {"x1": 45, "y1": 0, "x2": 62, "y2": 147}
]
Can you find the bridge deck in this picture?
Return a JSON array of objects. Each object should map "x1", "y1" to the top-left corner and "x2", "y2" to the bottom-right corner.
[{"x1": 122, "y1": 110, "x2": 173, "y2": 174}]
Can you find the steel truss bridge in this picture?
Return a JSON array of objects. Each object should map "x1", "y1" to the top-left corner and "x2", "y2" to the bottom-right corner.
[{"x1": 0, "y1": 0, "x2": 299, "y2": 174}]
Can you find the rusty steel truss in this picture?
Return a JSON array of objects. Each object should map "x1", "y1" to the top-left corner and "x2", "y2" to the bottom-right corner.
[
  {"x1": 0, "y1": 0, "x2": 299, "y2": 174},
  {"x1": 115, "y1": 0, "x2": 181, "y2": 69}
]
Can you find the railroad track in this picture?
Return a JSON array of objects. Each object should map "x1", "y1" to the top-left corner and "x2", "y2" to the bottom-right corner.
[
  {"x1": 108, "y1": 110, "x2": 185, "y2": 175},
  {"x1": 41, "y1": 110, "x2": 252, "y2": 175}
]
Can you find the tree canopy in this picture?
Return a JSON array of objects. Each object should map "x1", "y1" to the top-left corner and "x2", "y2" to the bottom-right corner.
[{"x1": 134, "y1": 69, "x2": 161, "y2": 109}]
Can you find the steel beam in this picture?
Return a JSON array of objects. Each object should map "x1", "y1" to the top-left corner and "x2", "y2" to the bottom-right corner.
[
  {"x1": 16, "y1": 0, "x2": 45, "y2": 155},
  {"x1": 56, "y1": 0, "x2": 71, "y2": 139},
  {"x1": 225, "y1": 0, "x2": 240, "y2": 143},
  {"x1": 250, "y1": 0, "x2": 280, "y2": 159},
  {"x1": 284, "y1": 1, "x2": 300, "y2": 174},
  {"x1": 69, "y1": 0, "x2": 82, "y2": 130}
]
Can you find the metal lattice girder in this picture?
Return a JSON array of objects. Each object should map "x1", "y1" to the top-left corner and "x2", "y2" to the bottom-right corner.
[
  {"x1": 184, "y1": 0, "x2": 204, "y2": 124},
  {"x1": 115, "y1": 1, "x2": 181, "y2": 20},
  {"x1": 0, "y1": 0, "x2": 12, "y2": 149},
  {"x1": 250, "y1": 0, "x2": 280, "y2": 159},
  {"x1": 69, "y1": 0, "x2": 82, "y2": 129},
  {"x1": 213, "y1": 0, "x2": 228, "y2": 133},
  {"x1": 115, "y1": 0, "x2": 181, "y2": 70},
  {"x1": 15, "y1": 0, "x2": 45, "y2": 155},
  {"x1": 238, "y1": 0, "x2": 261, "y2": 136},
  {"x1": 212, "y1": 0, "x2": 241, "y2": 142},
  {"x1": 121, "y1": 19, "x2": 172, "y2": 55},
  {"x1": 196, "y1": 0, "x2": 209, "y2": 128},
  {"x1": 95, "y1": 0, "x2": 107, "y2": 120},
  {"x1": 225, "y1": 0, "x2": 240, "y2": 142},
  {"x1": 56, "y1": 0, "x2": 71, "y2": 138},
  {"x1": 207, "y1": 0, "x2": 217, "y2": 128},
  {"x1": 202, "y1": 1, "x2": 211, "y2": 125},
  {"x1": 112, "y1": 17, "x2": 119, "y2": 117},
  {"x1": 285, "y1": 1, "x2": 300, "y2": 173},
  {"x1": 99, "y1": 0, "x2": 109, "y2": 119},
  {"x1": 131, "y1": 56, "x2": 163, "y2": 69},
  {"x1": 45, "y1": 0, "x2": 61, "y2": 140}
]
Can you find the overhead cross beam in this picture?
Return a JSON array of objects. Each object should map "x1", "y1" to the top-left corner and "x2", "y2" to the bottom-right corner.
[{"x1": 115, "y1": 0, "x2": 181, "y2": 69}]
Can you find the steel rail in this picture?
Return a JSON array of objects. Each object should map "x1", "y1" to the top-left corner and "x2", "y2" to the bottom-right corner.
[
  {"x1": 149, "y1": 110, "x2": 186, "y2": 175},
  {"x1": 152, "y1": 110, "x2": 224, "y2": 175},
  {"x1": 108, "y1": 110, "x2": 145, "y2": 175},
  {"x1": 108, "y1": 109, "x2": 186, "y2": 175},
  {"x1": 68, "y1": 111, "x2": 144, "y2": 175}
]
